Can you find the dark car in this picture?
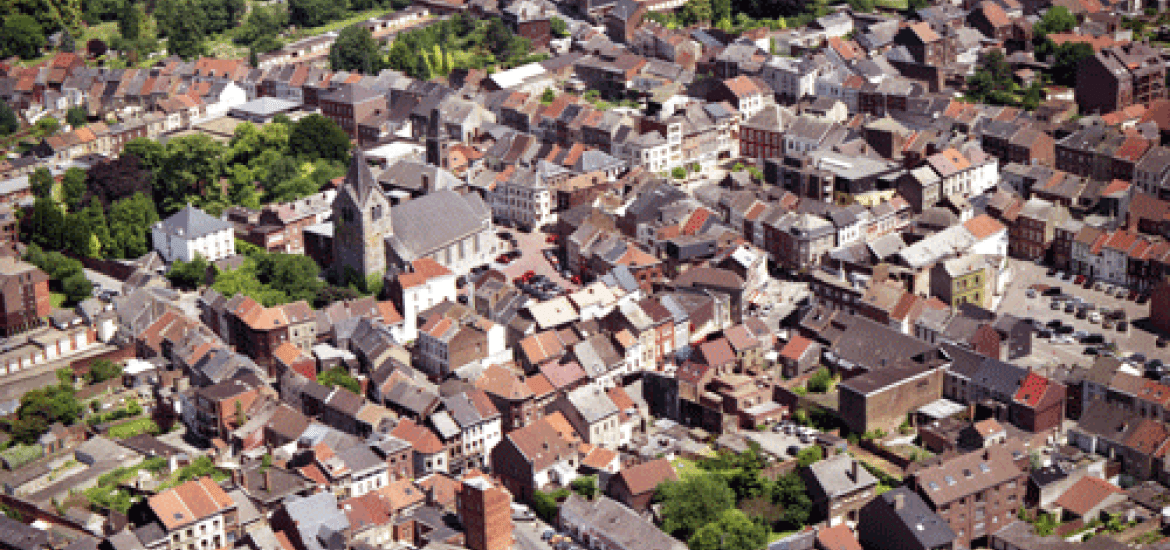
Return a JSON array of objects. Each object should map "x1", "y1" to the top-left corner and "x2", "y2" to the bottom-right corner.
[
  {"x1": 1081, "y1": 333, "x2": 1105, "y2": 345},
  {"x1": 1047, "y1": 268, "x2": 1058, "y2": 277},
  {"x1": 1159, "y1": 338, "x2": 1168, "y2": 348},
  {"x1": 1037, "y1": 329, "x2": 1054, "y2": 339},
  {"x1": 1042, "y1": 287, "x2": 1063, "y2": 297},
  {"x1": 1046, "y1": 319, "x2": 1063, "y2": 329},
  {"x1": 1084, "y1": 347, "x2": 1102, "y2": 356},
  {"x1": 1117, "y1": 321, "x2": 1129, "y2": 332}
]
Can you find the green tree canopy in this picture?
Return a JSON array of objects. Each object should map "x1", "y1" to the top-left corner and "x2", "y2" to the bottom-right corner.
[
  {"x1": 1034, "y1": 6, "x2": 1075, "y2": 37},
  {"x1": 571, "y1": 476, "x2": 598, "y2": 499},
  {"x1": 288, "y1": 0, "x2": 346, "y2": 27},
  {"x1": 86, "y1": 359, "x2": 124, "y2": 384},
  {"x1": 167, "y1": 255, "x2": 210, "y2": 289},
  {"x1": 0, "y1": 102, "x2": 19, "y2": 136},
  {"x1": 688, "y1": 509, "x2": 768, "y2": 550},
  {"x1": 550, "y1": 16, "x2": 568, "y2": 37},
  {"x1": 66, "y1": 106, "x2": 87, "y2": 128},
  {"x1": 60, "y1": 167, "x2": 87, "y2": 210},
  {"x1": 330, "y1": 25, "x2": 382, "y2": 73},
  {"x1": 1051, "y1": 41, "x2": 1093, "y2": 86},
  {"x1": 289, "y1": 114, "x2": 351, "y2": 163},
  {"x1": 29, "y1": 168, "x2": 54, "y2": 199},
  {"x1": 1, "y1": 15, "x2": 46, "y2": 59},
  {"x1": 658, "y1": 474, "x2": 735, "y2": 541},
  {"x1": 318, "y1": 366, "x2": 360, "y2": 394}
]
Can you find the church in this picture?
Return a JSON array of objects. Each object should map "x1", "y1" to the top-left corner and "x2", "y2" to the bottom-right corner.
[{"x1": 331, "y1": 148, "x2": 497, "y2": 283}]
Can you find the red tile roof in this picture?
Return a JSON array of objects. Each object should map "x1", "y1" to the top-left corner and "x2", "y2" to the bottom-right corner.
[{"x1": 1054, "y1": 476, "x2": 1121, "y2": 517}]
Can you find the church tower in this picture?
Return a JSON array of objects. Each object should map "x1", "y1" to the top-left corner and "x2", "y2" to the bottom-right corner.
[{"x1": 331, "y1": 148, "x2": 394, "y2": 283}]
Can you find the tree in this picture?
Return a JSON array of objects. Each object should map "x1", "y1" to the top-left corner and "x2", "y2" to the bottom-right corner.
[
  {"x1": 288, "y1": 0, "x2": 345, "y2": 27},
  {"x1": 25, "y1": 198, "x2": 65, "y2": 249},
  {"x1": 1, "y1": 15, "x2": 46, "y2": 60},
  {"x1": 806, "y1": 368, "x2": 833, "y2": 393},
  {"x1": 59, "y1": 30, "x2": 75, "y2": 52},
  {"x1": 118, "y1": 0, "x2": 141, "y2": 41},
  {"x1": 1034, "y1": 5, "x2": 1075, "y2": 37},
  {"x1": 60, "y1": 167, "x2": 86, "y2": 210},
  {"x1": 84, "y1": 155, "x2": 154, "y2": 208},
  {"x1": 772, "y1": 472, "x2": 812, "y2": 528},
  {"x1": 318, "y1": 366, "x2": 360, "y2": 394},
  {"x1": 848, "y1": 0, "x2": 875, "y2": 12},
  {"x1": 571, "y1": 476, "x2": 598, "y2": 499},
  {"x1": 29, "y1": 168, "x2": 54, "y2": 199},
  {"x1": 254, "y1": 252, "x2": 323, "y2": 302},
  {"x1": 1051, "y1": 41, "x2": 1093, "y2": 86},
  {"x1": 66, "y1": 106, "x2": 87, "y2": 128},
  {"x1": 678, "y1": 0, "x2": 712, "y2": 25},
  {"x1": 62, "y1": 272, "x2": 92, "y2": 303},
  {"x1": 36, "y1": 116, "x2": 60, "y2": 136},
  {"x1": 330, "y1": 25, "x2": 382, "y2": 73},
  {"x1": 289, "y1": 114, "x2": 351, "y2": 163},
  {"x1": 711, "y1": 0, "x2": 731, "y2": 24},
  {"x1": 907, "y1": 0, "x2": 929, "y2": 10},
  {"x1": 688, "y1": 510, "x2": 768, "y2": 550},
  {"x1": 234, "y1": 400, "x2": 247, "y2": 427},
  {"x1": 796, "y1": 445, "x2": 823, "y2": 467},
  {"x1": 550, "y1": 16, "x2": 568, "y2": 37},
  {"x1": 541, "y1": 88, "x2": 556, "y2": 104},
  {"x1": 671, "y1": 167, "x2": 687, "y2": 179},
  {"x1": 658, "y1": 474, "x2": 735, "y2": 541},
  {"x1": 0, "y1": 102, "x2": 18, "y2": 136},
  {"x1": 107, "y1": 192, "x2": 159, "y2": 258},
  {"x1": 165, "y1": 2, "x2": 205, "y2": 60},
  {"x1": 86, "y1": 359, "x2": 123, "y2": 384},
  {"x1": 154, "y1": 134, "x2": 227, "y2": 214},
  {"x1": 167, "y1": 255, "x2": 209, "y2": 289}
]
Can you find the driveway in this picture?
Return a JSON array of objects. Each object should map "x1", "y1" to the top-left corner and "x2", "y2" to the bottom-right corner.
[{"x1": 744, "y1": 429, "x2": 816, "y2": 460}]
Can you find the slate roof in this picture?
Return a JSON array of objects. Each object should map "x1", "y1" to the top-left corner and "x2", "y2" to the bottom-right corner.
[{"x1": 155, "y1": 205, "x2": 232, "y2": 239}]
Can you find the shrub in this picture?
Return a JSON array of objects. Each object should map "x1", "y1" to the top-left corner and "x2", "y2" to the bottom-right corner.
[
  {"x1": 0, "y1": 444, "x2": 44, "y2": 469},
  {"x1": 806, "y1": 368, "x2": 833, "y2": 393}
]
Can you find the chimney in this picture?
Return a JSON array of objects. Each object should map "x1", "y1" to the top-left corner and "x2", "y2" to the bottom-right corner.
[
  {"x1": 893, "y1": 492, "x2": 905, "y2": 510},
  {"x1": 264, "y1": 467, "x2": 272, "y2": 490},
  {"x1": 231, "y1": 468, "x2": 242, "y2": 487},
  {"x1": 850, "y1": 460, "x2": 859, "y2": 481}
]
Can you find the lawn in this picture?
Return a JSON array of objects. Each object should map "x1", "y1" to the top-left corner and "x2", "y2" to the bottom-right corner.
[
  {"x1": 875, "y1": 0, "x2": 908, "y2": 8},
  {"x1": 50, "y1": 292, "x2": 66, "y2": 309},
  {"x1": 106, "y1": 418, "x2": 160, "y2": 439}
]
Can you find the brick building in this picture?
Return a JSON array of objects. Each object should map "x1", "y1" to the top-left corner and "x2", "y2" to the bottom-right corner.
[
  {"x1": 910, "y1": 447, "x2": 1026, "y2": 548},
  {"x1": 457, "y1": 474, "x2": 512, "y2": 550},
  {"x1": 0, "y1": 258, "x2": 50, "y2": 336},
  {"x1": 1076, "y1": 42, "x2": 1167, "y2": 115}
]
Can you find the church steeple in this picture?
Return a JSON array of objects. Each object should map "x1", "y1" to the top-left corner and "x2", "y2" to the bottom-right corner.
[{"x1": 345, "y1": 147, "x2": 378, "y2": 204}]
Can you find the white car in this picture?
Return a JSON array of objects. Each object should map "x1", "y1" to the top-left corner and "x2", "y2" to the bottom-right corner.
[{"x1": 1088, "y1": 312, "x2": 1103, "y2": 324}]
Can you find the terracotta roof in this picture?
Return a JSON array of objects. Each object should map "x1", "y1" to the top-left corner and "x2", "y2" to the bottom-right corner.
[
  {"x1": 544, "y1": 411, "x2": 582, "y2": 443},
  {"x1": 581, "y1": 446, "x2": 618, "y2": 470},
  {"x1": 962, "y1": 214, "x2": 1005, "y2": 240},
  {"x1": 1054, "y1": 476, "x2": 1122, "y2": 517},
  {"x1": 780, "y1": 335, "x2": 814, "y2": 361},
  {"x1": 1047, "y1": 32, "x2": 1119, "y2": 51},
  {"x1": 397, "y1": 258, "x2": 453, "y2": 289},
  {"x1": 417, "y1": 473, "x2": 461, "y2": 507},
  {"x1": 722, "y1": 76, "x2": 762, "y2": 99},
  {"x1": 909, "y1": 21, "x2": 941, "y2": 43},
  {"x1": 505, "y1": 417, "x2": 577, "y2": 471},
  {"x1": 1123, "y1": 418, "x2": 1170, "y2": 456},
  {"x1": 148, "y1": 477, "x2": 234, "y2": 530},
  {"x1": 298, "y1": 464, "x2": 328, "y2": 485},
  {"x1": 476, "y1": 363, "x2": 532, "y2": 400},
  {"x1": 390, "y1": 418, "x2": 444, "y2": 454},
  {"x1": 973, "y1": 418, "x2": 1004, "y2": 437},
  {"x1": 613, "y1": 458, "x2": 677, "y2": 495},
  {"x1": 976, "y1": 1, "x2": 1010, "y2": 28},
  {"x1": 540, "y1": 361, "x2": 587, "y2": 390},
  {"x1": 700, "y1": 338, "x2": 736, "y2": 367},
  {"x1": 816, "y1": 525, "x2": 863, "y2": 550}
]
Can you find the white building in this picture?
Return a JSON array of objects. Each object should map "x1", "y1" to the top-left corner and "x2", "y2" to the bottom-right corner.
[
  {"x1": 619, "y1": 130, "x2": 673, "y2": 173},
  {"x1": 389, "y1": 258, "x2": 457, "y2": 341},
  {"x1": 443, "y1": 390, "x2": 503, "y2": 471},
  {"x1": 760, "y1": 55, "x2": 819, "y2": 103},
  {"x1": 488, "y1": 165, "x2": 557, "y2": 230},
  {"x1": 151, "y1": 205, "x2": 236, "y2": 263}
]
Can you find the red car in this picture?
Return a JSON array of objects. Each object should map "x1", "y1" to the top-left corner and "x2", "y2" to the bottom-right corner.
[
  {"x1": 1075, "y1": 275, "x2": 1086, "y2": 285},
  {"x1": 496, "y1": 255, "x2": 511, "y2": 264},
  {"x1": 571, "y1": 275, "x2": 582, "y2": 285},
  {"x1": 546, "y1": 234, "x2": 559, "y2": 243},
  {"x1": 523, "y1": 270, "x2": 536, "y2": 281}
]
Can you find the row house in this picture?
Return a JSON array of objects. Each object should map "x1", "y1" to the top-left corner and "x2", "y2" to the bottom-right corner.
[
  {"x1": 978, "y1": 120, "x2": 1055, "y2": 166},
  {"x1": 1008, "y1": 198, "x2": 1070, "y2": 260},
  {"x1": 200, "y1": 293, "x2": 317, "y2": 373},
  {"x1": 760, "y1": 54, "x2": 820, "y2": 105},
  {"x1": 1076, "y1": 41, "x2": 1167, "y2": 115},
  {"x1": 488, "y1": 165, "x2": 559, "y2": 230}
]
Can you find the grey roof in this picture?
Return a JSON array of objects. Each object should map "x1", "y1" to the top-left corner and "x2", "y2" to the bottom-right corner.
[
  {"x1": 386, "y1": 189, "x2": 491, "y2": 262},
  {"x1": 282, "y1": 493, "x2": 349, "y2": 550},
  {"x1": 430, "y1": 410, "x2": 460, "y2": 440},
  {"x1": 559, "y1": 495, "x2": 686, "y2": 550},
  {"x1": 566, "y1": 386, "x2": 619, "y2": 424},
  {"x1": 573, "y1": 335, "x2": 621, "y2": 378},
  {"x1": 806, "y1": 454, "x2": 878, "y2": 498},
  {"x1": 874, "y1": 488, "x2": 955, "y2": 549},
  {"x1": 377, "y1": 160, "x2": 461, "y2": 194},
  {"x1": 154, "y1": 205, "x2": 232, "y2": 239},
  {"x1": 335, "y1": 445, "x2": 384, "y2": 474},
  {"x1": 228, "y1": 97, "x2": 300, "y2": 117}
]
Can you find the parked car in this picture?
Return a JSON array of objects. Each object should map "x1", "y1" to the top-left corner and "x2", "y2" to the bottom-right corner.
[
  {"x1": 1042, "y1": 287, "x2": 1063, "y2": 297},
  {"x1": 1065, "y1": 302, "x2": 1076, "y2": 314},
  {"x1": 1047, "y1": 268, "x2": 1058, "y2": 277},
  {"x1": 1089, "y1": 311, "x2": 1103, "y2": 323},
  {"x1": 1075, "y1": 275, "x2": 1087, "y2": 285},
  {"x1": 1046, "y1": 319, "x2": 1063, "y2": 329},
  {"x1": 1081, "y1": 333, "x2": 1105, "y2": 345},
  {"x1": 1026, "y1": 289, "x2": 1037, "y2": 299},
  {"x1": 1117, "y1": 321, "x2": 1129, "y2": 332}
]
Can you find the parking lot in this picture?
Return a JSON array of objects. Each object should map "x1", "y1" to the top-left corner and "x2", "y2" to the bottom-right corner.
[
  {"x1": 744, "y1": 424, "x2": 818, "y2": 460},
  {"x1": 492, "y1": 228, "x2": 579, "y2": 295},
  {"x1": 996, "y1": 259, "x2": 1168, "y2": 370}
]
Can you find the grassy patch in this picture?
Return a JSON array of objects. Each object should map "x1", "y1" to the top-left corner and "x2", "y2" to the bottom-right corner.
[
  {"x1": 106, "y1": 418, "x2": 160, "y2": 439},
  {"x1": 0, "y1": 445, "x2": 44, "y2": 469},
  {"x1": 875, "y1": 0, "x2": 908, "y2": 8},
  {"x1": 50, "y1": 293, "x2": 66, "y2": 309}
]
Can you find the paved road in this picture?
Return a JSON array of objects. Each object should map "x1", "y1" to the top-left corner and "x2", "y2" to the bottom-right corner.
[
  {"x1": 513, "y1": 516, "x2": 556, "y2": 550},
  {"x1": 84, "y1": 268, "x2": 124, "y2": 294},
  {"x1": 996, "y1": 259, "x2": 1167, "y2": 371}
]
